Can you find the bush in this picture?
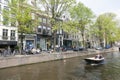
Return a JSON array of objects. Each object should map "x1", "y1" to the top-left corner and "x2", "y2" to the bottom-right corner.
[{"x1": 14, "y1": 45, "x2": 19, "y2": 50}]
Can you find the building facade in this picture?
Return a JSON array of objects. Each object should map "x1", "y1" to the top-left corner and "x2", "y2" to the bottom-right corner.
[
  {"x1": 36, "y1": 15, "x2": 52, "y2": 51},
  {"x1": 0, "y1": 0, "x2": 18, "y2": 50},
  {"x1": 0, "y1": 0, "x2": 84, "y2": 51},
  {"x1": 21, "y1": 14, "x2": 52, "y2": 51},
  {"x1": 62, "y1": 15, "x2": 82, "y2": 49}
]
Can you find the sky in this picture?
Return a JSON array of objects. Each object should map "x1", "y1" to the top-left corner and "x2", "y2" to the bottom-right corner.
[{"x1": 77, "y1": 0, "x2": 120, "y2": 17}]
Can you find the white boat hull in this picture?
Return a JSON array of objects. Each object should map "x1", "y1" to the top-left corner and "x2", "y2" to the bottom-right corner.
[{"x1": 84, "y1": 57, "x2": 104, "y2": 64}]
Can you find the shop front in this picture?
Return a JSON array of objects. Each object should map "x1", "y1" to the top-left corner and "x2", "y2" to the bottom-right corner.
[
  {"x1": 0, "y1": 40, "x2": 17, "y2": 51},
  {"x1": 63, "y1": 40, "x2": 72, "y2": 49}
]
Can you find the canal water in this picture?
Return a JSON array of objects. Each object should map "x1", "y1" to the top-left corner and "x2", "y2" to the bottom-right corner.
[{"x1": 0, "y1": 52, "x2": 120, "y2": 80}]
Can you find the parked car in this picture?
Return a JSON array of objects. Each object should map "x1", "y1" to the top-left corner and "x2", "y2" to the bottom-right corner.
[
  {"x1": 95, "y1": 47, "x2": 103, "y2": 50},
  {"x1": 73, "y1": 46, "x2": 84, "y2": 51},
  {"x1": 55, "y1": 46, "x2": 67, "y2": 52},
  {"x1": 79, "y1": 47, "x2": 84, "y2": 51},
  {"x1": 105, "y1": 45, "x2": 111, "y2": 49}
]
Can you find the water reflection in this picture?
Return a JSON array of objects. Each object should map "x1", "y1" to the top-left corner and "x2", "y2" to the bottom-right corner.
[{"x1": 0, "y1": 52, "x2": 120, "y2": 80}]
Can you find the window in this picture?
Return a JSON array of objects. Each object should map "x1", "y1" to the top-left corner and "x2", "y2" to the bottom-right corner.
[
  {"x1": 3, "y1": 17, "x2": 9, "y2": 25},
  {"x1": 47, "y1": 19, "x2": 50, "y2": 24},
  {"x1": 3, "y1": 29, "x2": 8, "y2": 36},
  {"x1": 43, "y1": 29, "x2": 46, "y2": 34},
  {"x1": 38, "y1": 28, "x2": 41, "y2": 33},
  {"x1": 4, "y1": 6, "x2": 9, "y2": 11},
  {"x1": 31, "y1": 13, "x2": 35, "y2": 19},
  {"x1": 11, "y1": 21, "x2": 16, "y2": 26},
  {"x1": 11, "y1": 14, "x2": 16, "y2": 26},
  {"x1": 11, "y1": 30, "x2": 15, "y2": 37},
  {"x1": 4, "y1": 0, "x2": 9, "y2": 4},
  {"x1": 47, "y1": 28, "x2": 51, "y2": 35},
  {"x1": 0, "y1": 5, "x2": 1, "y2": 13},
  {"x1": 0, "y1": 15, "x2": 1, "y2": 22},
  {"x1": 38, "y1": 18, "x2": 42, "y2": 24},
  {"x1": 42, "y1": 18, "x2": 46, "y2": 23},
  {"x1": 2, "y1": 29, "x2": 8, "y2": 39},
  {"x1": 10, "y1": 30, "x2": 16, "y2": 40}
]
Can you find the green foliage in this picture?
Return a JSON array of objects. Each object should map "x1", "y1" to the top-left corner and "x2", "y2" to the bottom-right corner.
[
  {"x1": 95, "y1": 12, "x2": 119, "y2": 44},
  {"x1": 39, "y1": 0, "x2": 76, "y2": 30},
  {"x1": 69, "y1": 2, "x2": 95, "y2": 47},
  {"x1": 69, "y1": 2, "x2": 95, "y2": 33},
  {"x1": 62, "y1": 21, "x2": 78, "y2": 33},
  {"x1": 2, "y1": 0, "x2": 40, "y2": 51},
  {"x1": 39, "y1": 0, "x2": 76, "y2": 18},
  {"x1": 39, "y1": 0, "x2": 76, "y2": 49},
  {"x1": 14, "y1": 45, "x2": 19, "y2": 50},
  {"x1": 2, "y1": 0, "x2": 35, "y2": 34}
]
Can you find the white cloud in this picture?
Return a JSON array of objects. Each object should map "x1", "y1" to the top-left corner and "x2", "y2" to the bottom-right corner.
[{"x1": 113, "y1": 10, "x2": 120, "y2": 18}]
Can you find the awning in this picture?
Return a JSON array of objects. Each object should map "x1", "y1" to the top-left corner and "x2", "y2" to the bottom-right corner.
[{"x1": 0, "y1": 41, "x2": 17, "y2": 45}]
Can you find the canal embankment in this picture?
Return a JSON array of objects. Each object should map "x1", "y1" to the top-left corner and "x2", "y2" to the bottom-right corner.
[{"x1": 0, "y1": 47, "x2": 118, "y2": 69}]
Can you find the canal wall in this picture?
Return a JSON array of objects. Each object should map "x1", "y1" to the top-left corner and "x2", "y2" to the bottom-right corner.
[{"x1": 0, "y1": 47, "x2": 118, "y2": 69}]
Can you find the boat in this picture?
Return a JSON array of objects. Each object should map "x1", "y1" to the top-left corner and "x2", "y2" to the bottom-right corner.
[{"x1": 84, "y1": 57, "x2": 104, "y2": 65}]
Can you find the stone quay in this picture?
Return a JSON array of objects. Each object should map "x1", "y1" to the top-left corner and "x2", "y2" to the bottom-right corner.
[{"x1": 0, "y1": 47, "x2": 118, "y2": 69}]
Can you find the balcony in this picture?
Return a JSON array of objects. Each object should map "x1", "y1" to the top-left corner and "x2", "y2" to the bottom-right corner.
[
  {"x1": 43, "y1": 30, "x2": 48, "y2": 35},
  {"x1": 2, "y1": 36, "x2": 8, "y2": 40},
  {"x1": 10, "y1": 36, "x2": 16, "y2": 41},
  {"x1": 42, "y1": 30, "x2": 51, "y2": 36},
  {"x1": 37, "y1": 28, "x2": 42, "y2": 34}
]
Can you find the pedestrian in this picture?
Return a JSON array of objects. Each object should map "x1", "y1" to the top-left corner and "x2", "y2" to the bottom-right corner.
[
  {"x1": 119, "y1": 47, "x2": 120, "y2": 52},
  {"x1": 3, "y1": 48, "x2": 7, "y2": 57},
  {"x1": 36, "y1": 48, "x2": 40, "y2": 54},
  {"x1": 31, "y1": 48, "x2": 36, "y2": 54},
  {"x1": 8, "y1": 47, "x2": 11, "y2": 55},
  {"x1": 0, "y1": 49, "x2": 2, "y2": 56}
]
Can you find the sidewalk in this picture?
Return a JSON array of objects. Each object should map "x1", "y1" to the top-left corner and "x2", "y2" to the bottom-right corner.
[{"x1": 0, "y1": 47, "x2": 118, "y2": 69}]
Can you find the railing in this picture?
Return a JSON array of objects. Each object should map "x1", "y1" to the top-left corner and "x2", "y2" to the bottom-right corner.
[
  {"x1": 2, "y1": 36, "x2": 8, "y2": 40},
  {"x1": 10, "y1": 36, "x2": 16, "y2": 40},
  {"x1": 42, "y1": 31, "x2": 52, "y2": 36},
  {"x1": 0, "y1": 36, "x2": 16, "y2": 41}
]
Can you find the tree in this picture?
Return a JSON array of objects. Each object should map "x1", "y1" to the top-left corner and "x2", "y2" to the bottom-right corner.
[
  {"x1": 3, "y1": 0, "x2": 38, "y2": 53},
  {"x1": 69, "y1": 2, "x2": 95, "y2": 48},
  {"x1": 38, "y1": 0, "x2": 76, "y2": 50},
  {"x1": 95, "y1": 13, "x2": 119, "y2": 47}
]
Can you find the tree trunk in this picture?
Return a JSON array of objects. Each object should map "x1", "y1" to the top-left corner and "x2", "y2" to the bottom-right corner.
[
  {"x1": 99, "y1": 38, "x2": 103, "y2": 47},
  {"x1": 81, "y1": 33, "x2": 85, "y2": 48},
  {"x1": 20, "y1": 32, "x2": 24, "y2": 54},
  {"x1": 53, "y1": 31, "x2": 57, "y2": 51}
]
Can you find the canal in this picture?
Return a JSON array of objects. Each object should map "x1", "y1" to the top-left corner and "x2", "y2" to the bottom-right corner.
[{"x1": 0, "y1": 52, "x2": 120, "y2": 80}]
